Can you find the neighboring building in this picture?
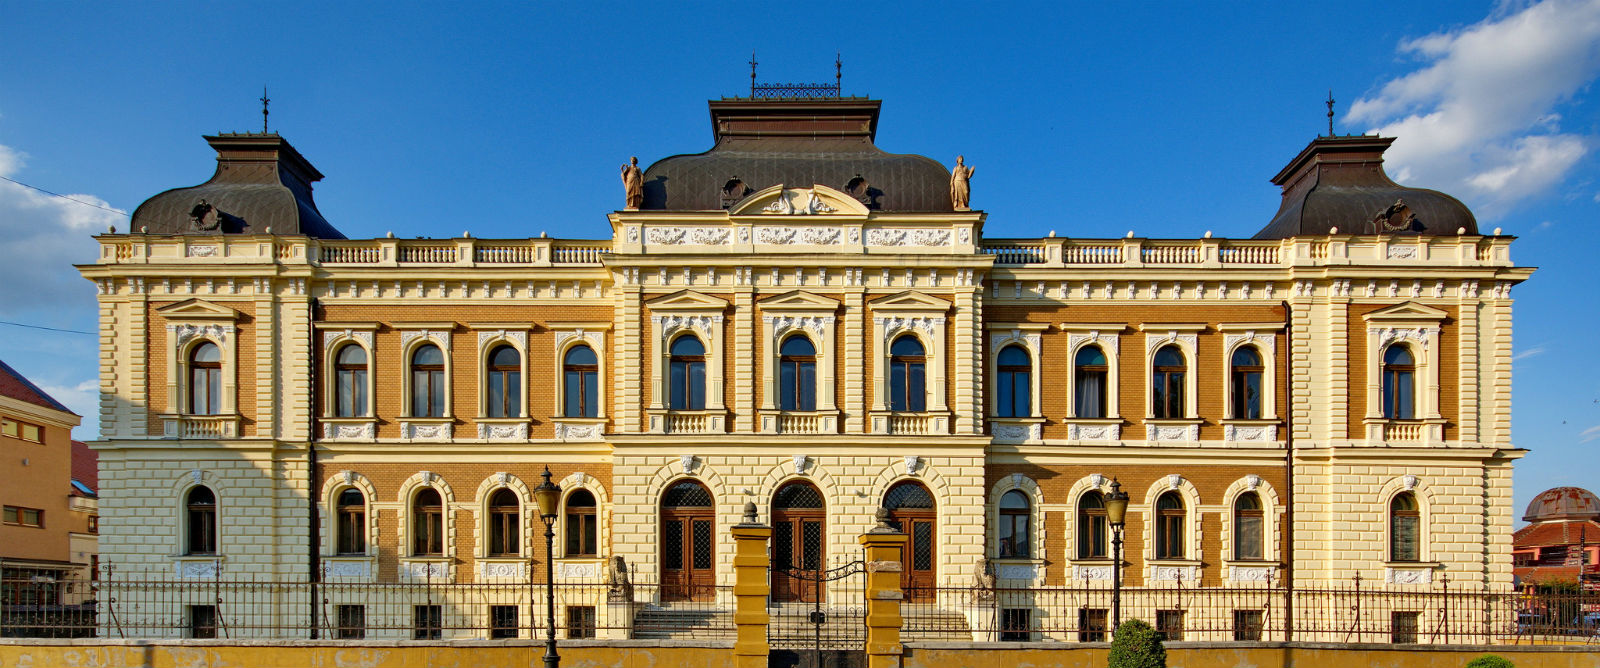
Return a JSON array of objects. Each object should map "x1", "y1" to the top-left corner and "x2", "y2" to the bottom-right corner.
[
  {"x1": 78, "y1": 91, "x2": 1531, "y2": 638},
  {"x1": 0, "y1": 359, "x2": 87, "y2": 593},
  {"x1": 68, "y1": 440, "x2": 99, "y2": 581},
  {"x1": 1513, "y1": 486, "x2": 1600, "y2": 589}
]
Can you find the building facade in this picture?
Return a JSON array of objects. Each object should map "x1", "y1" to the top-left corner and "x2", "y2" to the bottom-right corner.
[
  {"x1": 78, "y1": 94, "x2": 1531, "y2": 638},
  {"x1": 0, "y1": 359, "x2": 94, "y2": 595}
]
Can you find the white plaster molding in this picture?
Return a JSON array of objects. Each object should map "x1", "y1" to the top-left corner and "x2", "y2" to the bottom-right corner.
[
  {"x1": 402, "y1": 561, "x2": 450, "y2": 579},
  {"x1": 322, "y1": 330, "x2": 374, "y2": 350},
  {"x1": 764, "y1": 315, "x2": 835, "y2": 337},
  {"x1": 1151, "y1": 565, "x2": 1198, "y2": 582},
  {"x1": 1074, "y1": 565, "x2": 1113, "y2": 581},
  {"x1": 1403, "y1": 474, "x2": 1419, "y2": 491},
  {"x1": 1066, "y1": 332, "x2": 1119, "y2": 354},
  {"x1": 557, "y1": 561, "x2": 601, "y2": 580},
  {"x1": 174, "y1": 559, "x2": 221, "y2": 579},
  {"x1": 992, "y1": 422, "x2": 1041, "y2": 443},
  {"x1": 1224, "y1": 424, "x2": 1277, "y2": 442},
  {"x1": 1223, "y1": 331, "x2": 1276, "y2": 354},
  {"x1": 875, "y1": 316, "x2": 945, "y2": 339},
  {"x1": 996, "y1": 564, "x2": 1037, "y2": 580},
  {"x1": 402, "y1": 422, "x2": 451, "y2": 441},
  {"x1": 1229, "y1": 566, "x2": 1276, "y2": 583},
  {"x1": 1167, "y1": 474, "x2": 1184, "y2": 490},
  {"x1": 400, "y1": 330, "x2": 450, "y2": 351},
  {"x1": 186, "y1": 244, "x2": 218, "y2": 258},
  {"x1": 1145, "y1": 331, "x2": 1198, "y2": 354},
  {"x1": 1387, "y1": 245, "x2": 1418, "y2": 260},
  {"x1": 756, "y1": 226, "x2": 844, "y2": 244},
  {"x1": 904, "y1": 455, "x2": 921, "y2": 476},
  {"x1": 1370, "y1": 326, "x2": 1439, "y2": 351},
  {"x1": 477, "y1": 330, "x2": 528, "y2": 349},
  {"x1": 554, "y1": 422, "x2": 603, "y2": 442},
  {"x1": 1246, "y1": 474, "x2": 1262, "y2": 490},
  {"x1": 477, "y1": 423, "x2": 528, "y2": 440},
  {"x1": 1386, "y1": 567, "x2": 1433, "y2": 585},
  {"x1": 989, "y1": 331, "x2": 1042, "y2": 350},
  {"x1": 478, "y1": 561, "x2": 528, "y2": 579},
  {"x1": 322, "y1": 560, "x2": 370, "y2": 578},
  {"x1": 168, "y1": 323, "x2": 236, "y2": 347},
  {"x1": 322, "y1": 422, "x2": 376, "y2": 441},
  {"x1": 1146, "y1": 424, "x2": 1199, "y2": 442},
  {"x1": 681, "y1": 454, "x2": 696, "y2": 475},
  {"x1": 1068, "y1": 423, "x2": 1120, "y2": 441},
  {"x1": 647, "y1": 227, "x2": 732, "y2": 245},
  {"x1": 793, "y1": 454, "x2": 809, "y2": 475},
  {"x1": 652, "y1": 314, "x2": 724, "y2": 339},
  {"x1": 865, "y1": 228, "x2": 952, "y2": 247}
]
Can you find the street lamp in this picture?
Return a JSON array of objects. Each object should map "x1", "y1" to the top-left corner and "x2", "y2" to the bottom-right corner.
[
  {"x1": 1105, "y1": 478, "x2": 1130, "y2": 634},
  {"x1": 533, "y1": 466, "x2": 562, "y2": 668}
]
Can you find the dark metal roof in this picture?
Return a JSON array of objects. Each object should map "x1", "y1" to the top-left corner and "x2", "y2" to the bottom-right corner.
[
  {"x1": 128, "y1": 133, "x2": 345, "y2": 239},
  {"x1": 1254, "y1": 136, "x2": 1477, "y2": 239},
  {"x1": 640, "y1": 98, "x2": 954, "y2": 212}
]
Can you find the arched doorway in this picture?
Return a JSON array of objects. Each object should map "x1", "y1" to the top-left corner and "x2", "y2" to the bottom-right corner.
[
  {"x1": 772, "y1": 480, "x2": 825, "y2": 602},
  {"x1": 660, "y1": 479, "x2": 714, "y2": 602},
  {"x1": 884, "y1": 480, "x2": 936, "y2": 600}
]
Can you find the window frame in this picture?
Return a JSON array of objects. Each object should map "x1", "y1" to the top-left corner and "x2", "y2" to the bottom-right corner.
[
  {"x1": 1, "y1": 417, "x2": 43, "y2": 443},
  {"x1": 777, "y1": 334, "x2": 819, "y2": 412},
  {"x1": 483, "y1": 343, "x2": 523, "y2": 419},
  {"x1": 1229, "y1": 346, "x2": 1266, "y2": 420},
  {"x1": 1154, "y1": 491, "x2": 1186, "y2": 561},
  {"x1": 1141, "y1": 329, "x2": 1200, "y2": 421},
  {"x1": 1076, "y1": 491, "x2": 1109, "y2": 559},
  {"x1": 1381, "y1": 345, "x2": 1417, "y2": 420},
  {"x1": 1073, "y1": 345, "x2": 1110, "y2": 419},
  {"x1": 1150, "y1": 345, "x2": 1188, "y2": 420},
  {"x1": 2, "y1": 505, "x2": 43, "y2": 528},
  {"x1": 335, "y1": 488, "x2": 367, "y2": 556},
  {"x1": 563, "y1": 488, "x2": 599, "y2": 558},
  {"x1": 1232, "y1": 491, "x2": 1264, "y2": 562},
  {"x1": 188, "y1": 342, "x2": 223, "y2": 416},
  {"x1": 184, "y1": 485, "x2": 217, "y2": 556},
  {"x1": 411, "y1": 488, "x2": 445, "y2": 557},
  {"x1": 332, "y1": 343, "x2": 371, "y2": 419},
  {"x1": 1389, "y1": 491, "x2": 1422, "y2": 563},
  {"x1": 993, "y1": 345, "x2": 1033, "y2": 419},
  {"x1": 486, "y1": 488, "x2": 521, "y2": 557},
  {"x1": 562, "y1": 344, "x2": 601, "y2": 419},
  {"x1": 996, "y1": 489, "x2": 1032, "y2": 559},
  {"x1": 667, "y1": 334, "x2": 708, "y2": 411},
  {"x1": 888, "y1": 334, "x2": 928, "y2": 413}
]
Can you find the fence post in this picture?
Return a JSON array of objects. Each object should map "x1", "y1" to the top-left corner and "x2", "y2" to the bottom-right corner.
[
  {"x1": 731, "y1": 502, "x2": 772, "y2": 668},
  {"x1": 860, "y1": 511, "x2": 908, "y2": 668}
]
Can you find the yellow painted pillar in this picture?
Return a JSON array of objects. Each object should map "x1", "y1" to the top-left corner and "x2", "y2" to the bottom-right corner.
[
  {"x1": 731, "y1": 502, "x2": 772, "y2": 668},
  {"x1": 860, "y1": 512, "x2": 909, "y2": 668}
]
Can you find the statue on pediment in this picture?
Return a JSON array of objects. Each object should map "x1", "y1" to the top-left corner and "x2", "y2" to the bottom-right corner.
[
  {"x1": 950, "y1": 155, "x2": 975, "y2": 210},
  {"x1": 620, "y1": 157, "x2": 644, "y2": 210}
]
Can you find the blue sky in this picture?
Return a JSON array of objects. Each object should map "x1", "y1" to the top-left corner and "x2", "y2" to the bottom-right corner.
[{"x1": 1, "y1": 1, "x2": 1596, "y2": 522}]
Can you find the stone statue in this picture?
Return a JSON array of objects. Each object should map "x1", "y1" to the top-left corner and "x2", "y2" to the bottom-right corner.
[
  {"x1": 606, "y1": 555, "x2": 633, "y2": 602},
  {"x1": 620, "y1": 157, "x2": 644, "y2": 210},
  {"x1": 971, "y1": 561, "x2": 996, "y2": 604},
  {"x1": 949, "y1": 155, "x2": 975, "y2": 210}
]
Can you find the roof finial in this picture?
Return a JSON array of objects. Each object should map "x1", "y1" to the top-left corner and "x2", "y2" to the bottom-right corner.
[
  {"x1": 1325, "y1": 89, "x2": 1335, "y2": 137},
  {"x1": 835, "y1": 52, "x2": 842, "y2": 94},
  {"x1": 260, "y1": 86, "x2": 271, "y2": 134},
  {"x1": 749, "y1": 51, "x2": 758, "y2": 96}
]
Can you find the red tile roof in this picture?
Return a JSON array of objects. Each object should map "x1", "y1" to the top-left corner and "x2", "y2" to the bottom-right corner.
[
  {"x1": 1514, "y1": 520, "x2": 1600, "y2": 547},
  {"x1": 70, "y1": 440, "x2": 97, "y2": 496},
  {"x1": 0, "y1": 358, "x2": 74, "y2": 415}
]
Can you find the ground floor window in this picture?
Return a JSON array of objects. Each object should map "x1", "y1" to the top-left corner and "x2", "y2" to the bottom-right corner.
[
  {"x1": 1000, "y1": 608, "x2": 1031, "y2": 641},
  {"x1": 489, "y1": 605, "x2": 518, "y2": 639},
  {"x1": 1078, "y1": 607, "x2": 1107, "y2": 642},
  {"x1": 567, "y1": 605, "x2": 597, "y2": 639},
  {"x1": 188, "y1": 605, "x2": 218, "y2": 639},
  {"x1": 1156, "y1": 609, "x2": 1185, "y2": 641},
  {"x1": 1391, "y1": 611, "x2": 1419, "y2": 644},
  {"x1": 336, "y1": 605, "x2": 365, "y2": 639},
  {"x1": 1233, "y1": 609, "x2": 1263, "y2": 641},
  {"x1": 414, "y1": 605, "x2": 442, "y2": 640}
]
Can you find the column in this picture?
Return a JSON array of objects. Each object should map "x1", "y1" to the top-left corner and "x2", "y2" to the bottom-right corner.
[
  {"x1": 731, "y1": 506, "x2": 772, "y2": 668},
  {"x1": 861, "y1": 523, "x2": 908, "y2": 668}
]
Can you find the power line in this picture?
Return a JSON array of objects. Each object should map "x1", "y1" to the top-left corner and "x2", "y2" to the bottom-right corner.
[
  {"x1": 0, "y1": 320, "x2": 95, "y2": 335},
  {"x1": 0, "y1": 174, "x2": 129, "y2": 218}
]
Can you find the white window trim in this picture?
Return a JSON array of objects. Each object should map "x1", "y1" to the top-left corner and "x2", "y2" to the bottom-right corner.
[
  {"x1": 1061, "y1": 325, "x2": 1123, "y2": 421},
  {"x1": 556, "y1": 472, "x2": 609, "y2": 561},
  {"x1": 1219, "y1": 324, "x2": 1281, "y2": 421},
  {"x1": 987, "y1": 325, "x2": 1046, "y2": 419},
  {"x1": 760, "y1": 302, "x2": 838, "y2": 413},
  {"x1": 397, "y1": 471, "x2": 456, "y2": 562},
  {"x1": 170, "y1": 469, "x2": 223, "y2": 560},
  {"x1": 473, "y1": 327, "x2": 530, "y2": 420},
  {"x1": 1141, "y1": 326, "x2": 1203, "y2": 420},
  {"x1": 1381, "y1": 475, "x2": 1435, "y2": 568},
  {"x1": 1142, "y1": 475, "x2": 1203, "y2": 581},
  {"x1": 987, "y1": 474, "x2": 1045, "y2": 574},
  {"x1": 1220, "y1": 475, "x2": 1281, "y2": 580},
  {"x1": 1362, "y1": 303, "x2": 1446, "y2": 443},
  {"x1": 472, "y1": 473, "x2": 532, "y2": 560},
  {"x1": 647, "y1": 291, "x2": 729, "y2": 414},
  {"x1": 320, "y1": 470, "x2": 379, "y2": 561},
  {"x1": 1064, "y1": 474, "x2": 1116, "y2": 568},
  {"x1": 159, "y1": 300, "x2": 243, "y2": 425},
  {"x1": 319, "y1": 326, "x2": 377, "y2": 421},
  {"x1": 551, "y1": 323, "x2": 610, "y2": 420}
]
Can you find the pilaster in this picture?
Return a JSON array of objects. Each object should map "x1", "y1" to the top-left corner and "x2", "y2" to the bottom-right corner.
[
  {"x1": 1457, "y1": 297, "x2": 1480, "y2": 444},
  {"x1": 843, "y1": 290, "x2": 866, "y2": 433},
  {"x1": 128, "y1": 292, "x2": 149, "y2": 438},
  {"x1": 618, "y1": 285, "x2": 644, "y2": 433},
  {"x1": 255, "y1": 283, "x2": 277, "y2": 439},
  {"x1": 953, "y1": 288, "x2": 981, "y2": 435},
  {"x1": 733, "y1": 289, "x2": 756, "y2": 432}
]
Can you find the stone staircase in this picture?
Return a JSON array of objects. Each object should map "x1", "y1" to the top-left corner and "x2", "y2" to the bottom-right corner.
[
  {"x1": 901, "y1": 607, "x2": 974, "y2": 642},
  {"x1": 630, "y1": 603, "x2": 736, "y2": 640}
]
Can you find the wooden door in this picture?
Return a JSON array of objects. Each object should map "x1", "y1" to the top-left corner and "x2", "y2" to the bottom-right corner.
[
  {"x1": 884, "y1": 480, "x2": 936, "y2": 603},
  {"x1": 773, "y1": 510, "x2": 825, "y2": 602},
  {"x1": 660, "y1": 480, "x2": 715, "y2": 602}
]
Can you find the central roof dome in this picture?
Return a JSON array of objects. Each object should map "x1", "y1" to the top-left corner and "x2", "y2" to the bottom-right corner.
[
  {"x1": 640, "y1": 98, "x2": 954, "y2": 212},
  {"x1": 1523, "y1": 487, "x2": 1600, "y2": 523}
]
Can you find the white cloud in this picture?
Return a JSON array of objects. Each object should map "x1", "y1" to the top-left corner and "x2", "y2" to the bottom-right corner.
[
  {"x1": 1512, "y1": 345, "x2": 1547, "y2": 361},
  {"x1": 37, "y1": 379, "x2": 100, "y2": 440},
  {"x1": 1347, "y1": 0, "x2": 1600, "y2": 219},
  {"x1": 1582, "y1": 424, "x2": 1600, "y2": 443},
  {"x1": 0, "y1": 141, "x2": 124, "y2": 316}
]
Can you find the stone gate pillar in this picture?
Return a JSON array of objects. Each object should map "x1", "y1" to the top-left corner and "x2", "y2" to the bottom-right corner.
[
  {"x1": 731, "y1": 502, "x2": 772, "y2": 668},
  {"x1": 860, "y1": 510, "x2": 909, "y2": 668}
]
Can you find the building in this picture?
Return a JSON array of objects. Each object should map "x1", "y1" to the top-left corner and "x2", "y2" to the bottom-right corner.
[
  {"x1": 77, "y1": 91, "x2": 1531, "y2": 640},
  {"x1": 0, "y1": 359, "x2": 91, "y2": 599},
  {"x1": 1514, "y1": 486, "x2": 1600, "y2": 589}
]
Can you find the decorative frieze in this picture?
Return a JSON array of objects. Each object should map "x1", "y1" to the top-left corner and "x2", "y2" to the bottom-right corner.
[
  {"x1": 1223, "y1": 424, "x2": 1277, "y2": 442},
  {"x1": 1068, "y1": 423, "x2": 1120, "y2": 441},
  {"x1": 401, "y1": 422, "x2": 451, "y2": 441},
  {"x1": 476, "y1": 423, "x2": 527, "y2": 440},
  {"x1": 1074, "y1": 565, "x2": 1113, "y2": 581},
  {"x1": 1146, "y1": 424, "x2": 1199, "y2": 442},
  {"x1": 866, "y1": 228, "x2": 951, "y2": 247}
]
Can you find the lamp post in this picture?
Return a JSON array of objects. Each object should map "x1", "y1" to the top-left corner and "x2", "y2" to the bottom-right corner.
[
  {"x1": 533, "y1": 467, "x2": 562, "y2": 668},
  {"x1": 1105, "y1": 478, "x2": 1130, "y2": 634}
]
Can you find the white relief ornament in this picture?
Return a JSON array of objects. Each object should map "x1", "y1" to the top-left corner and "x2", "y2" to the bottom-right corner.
[
  {"x1": 1387, "y1": 245, "x2": 1418, "y2": 260},
  {"x1": 1152, "y1": 566, "x2": 1196, "y2": 582},
  {"x1": 1387, "y1": 567, "x2": 1432, "y2": 585},
  {"x1": 865, "y1": 228, "x2": 952, "y2": 247},
  {"x1": 556, "y1": 423, "x2": 602, "y2": 441},
  {"x1": 322, "y1": 330, "x2": 374, "y2": 351},
  {"x1": 958, "y1": 228, "x2": 971, "y2": 244},
  {"x1": 1069, "y1": 424, "x2": 1119, "y2": 441},
  {"x1": 324, "y1": 423, "x2": 376, "y2": 440},
  {"x1": 404, "y1": 423, "x2": 449, "y2": 441},
  {"x1": 1224, "y1": 425, "x2": 1276, "y2": 442},
  {"x1": 1167, "y1": 474, "x2": 1184, "y2": 490},
  {"x1": 323, "y1": 560, "x2": 370, "y2": 578},
  {"x1": 176, "y1": 560, "x2": 221, "y2": 579},
  {"x1": 1230, "y1": 566, "x2": 1275, "y2": 582},
  {"x1": 1074, "y1": 566, "x2": 1113, "y2": 581},
  {"x1": 495, "y1": 472, "x2": 511, "y2": 486},
  {"x1": 992, "y1": 423, "x2": 1040, "y2": 443},
  {"x1": 342, "y1": 470, "x2": 357, "y2": 486},
  {"x1": 848, "y1": 228, "x2": 860, "y2": 244},
  {"x1": 404, "y1": 562, "x2": 450, "y2": 579},
  {"x1": 904, "y1": 455, "x2": 921, "y2": 476},
  {"x1": 654, "y1": 314, "x2": 723, "y2": 339},
  {"x1": 681, "y1": 454, "x2": 696, "y2": 474},
  {"x1": 996, "y1": 564, "x2": 1036, "y2": 580},
  {"x1": 1403, "y1": 474, "x2": 1418, "y2": 491},
  {"x1": 1090, "y1": 473, "x2": 1106, "y2": 488},
  {"x1": 793, "y1": 454, "x2": 808, "y2": 474},
  {"x1": 768, "y1": 315, "x2": 834, "y2": 337},
  {"x1": 626, "y1": 226, "x2": 639, "y2": 243},
  {"x1": 191, "y1": 469, "x2": 204, "y2": 485},
  {"x1": 692, "y1": 228, "x2": 731, "y2": 245},
  {"x1": 557, "y1": 562, "x2": 601, "y2": 580},
  {"x1": 187, "y1": 244, "x2": 218, "y2": 258},
  {"x1": 1245, "y1": 474, "x2": 1262, "y2": 490},
  {"x1": 477, "y1": 330, "x2": 528, "y2": 349},
  {"x1": 477, "y1": 423, "x2": 527, "y2": 441},
  {"x1": 170, "y1": 323, "x2": 233, "y2": 347},
  {"x1": 480, "y1": 562, "x2": 526, "y2": 579},
  {"x1": 1147, "y1": 425, "x2": 1199, "y2": 442},
  {"x1": 647, "y1": 227, "x2": 686, "y2": 245}
]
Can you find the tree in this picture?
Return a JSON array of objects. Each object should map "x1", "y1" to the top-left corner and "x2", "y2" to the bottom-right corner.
[{"x1": 1107, "y1": 618, "x2": 1166, "y2": 668}]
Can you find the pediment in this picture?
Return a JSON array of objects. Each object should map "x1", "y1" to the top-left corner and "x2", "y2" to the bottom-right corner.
[
  {"x1": 1362, "y1": 301, "x2": 1448, "y2": 323},
  {"x1": 868, "y1": 290, "x2": 951, "y2": 312},
  {"x1": 758, "y1": 290, "x2": 840, "y2": 311},
  {"x1": 646, "y1": 290, "x2": 730, "y2": 312},
  {"x1": 730, "y1": 184, "x2": 870, "y2": 216},
  {"x1": 155, "y1": 299, "x2": 240, "y2": 321}
]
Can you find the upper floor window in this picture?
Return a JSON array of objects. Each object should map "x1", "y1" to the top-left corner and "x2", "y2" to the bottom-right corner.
[
  {"x1": 1, "y1": 417, "x2": 42, "y2": 443},
  {"x1": 668, "y1": 336, "x2": 706, "y2": 410},
  {"x1": 1390, "y1": 492, "x2": 1420, "y2": 562},
  {"x1": 334, "y1": 345, "x2": 368, "y2": 418},
  {"x1": 1074, "y1": 346, "x2": 1108, "y2": 418},
  {"x1": 486, "y1": 345, "x2": 521, "y2": 418},
  {"x1": 1151, "y1": 345, "x2": 1186, "y2": 419},
  {"x1": 995, "y1": 346, "x2": 1032, "y2": 418},
  {"x1": 186, "y1": 486, "x2": 217, "y2": 555},
  {"x1": 410, "y1": 345, "x2": 446, "y2": 418},
  {"x1": 1154, "y1": 491, "x2": 1185, "y2": 560},
  {"x1": 1077, "y1": 490, "x2": 1108, "y2": 559},
  {"x1": 335, "y1": 488, "x2": 366, "y2": 555},
  {"x1": 1233, "y1": 492, "x2": 1263, "y2": 561},
  {"x1": 565, "y1": 489, "x2": 598, "y2": 557},
  {"x1": 1230, "y1": 346, "x2": 1264, "y2": 420},
  {"x1": 889, "y1": 336, "x2": 926, "y2": 412},
  {"x1": 487, "y1": 488, "x2": 520, "y2": 556},
  {"x1": 189, "y1": 342, "x2": 222, "y2": 415},
  {"x1": 412, "y1": 488, "x2": 444, "y2": 556},
  {"x1": 1381, "y1": 346, "x2": 1416, "y2": 420},
  {"x1": 563, "y1": 345, "x2": 599, "y2": 418},
  {"x1": 778, "y1": 336, "x2": 817, "y2": 412},
  {"x1": 996, "y1": 490, "x2": 1031, "y2": 558}
]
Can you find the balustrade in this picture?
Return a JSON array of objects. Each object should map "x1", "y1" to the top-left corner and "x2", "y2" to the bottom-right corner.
[{"x1": 398, "y1": 245, "x2": 458, "y2": 263}]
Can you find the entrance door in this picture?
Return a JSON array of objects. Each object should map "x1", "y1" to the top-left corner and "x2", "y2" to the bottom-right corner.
[
  {"x1": 660, "y1": 480, "x2": 715, "y2": 602},
  {"x1": 772, "y1": 481, "x2": 826, "y2": 603},
  {"x1": 884, "y1": 480, "x2": 936, "y2": 602}
]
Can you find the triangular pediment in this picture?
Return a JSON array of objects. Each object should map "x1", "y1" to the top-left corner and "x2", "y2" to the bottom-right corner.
[
  {"x1": 646, "y1": 290, "x2": 730, "y2": 312},
  {"x1": 868, "y1": 290, "x2": 951, "y2": 312},
  {"x1": 758, "y1": 290, "x2": 840, "y2": 311},
  {"x1": 155, "y1": 299, "x2": 240, "y2": 321},
  {"x1": 1363, "y1": 301, "x2": 1448, "y2": 323},
  {"x1": 730, "y1": 184, "x2": 871, "y2": 217}
]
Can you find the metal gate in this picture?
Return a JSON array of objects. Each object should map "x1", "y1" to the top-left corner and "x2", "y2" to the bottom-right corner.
[{"x1": 768, "y1": 557, "x2": 866, "y2": 668}]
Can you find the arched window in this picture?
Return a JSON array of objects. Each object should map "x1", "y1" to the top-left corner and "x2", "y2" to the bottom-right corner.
[
  {"x1": 1381, "y1": 346, "x2": 1415, "y2": 419},
  {"x1": 486, "y1": 345, "x2": 521, "y2": 418},
  {"x1": 335, "y1": 488, "x2": 366, "y2": 555},
  {"x1": 412, "y1": 488, "x2": 444, "y2": 556},
  {"x1": 334, "y1": 345, "x2": 368, "y2": 418},
  {"x1": 185, "y1": 486, "x2": 217, "y2": 555},
  {"x1": 189, "y1": 342, "x2": 222, "y2": 415},
  {"x1": 410, "y1": 345, "x2": 446, "y2": 418},
  {"x1": 995, "y1": 346, "x2": 1032, "y2": 418},
  {"x1": 1074, "y1": 346, "x2": 1108, "y2": 418},
  {"x1": 668, "y1": 336, "x2": 706, "y2": 411},
  {"x1": 1155, "y1": 491, "x2": 1185, "y2": 559},
  {"x1": 564, "y1": 490, "x2": 597, "y2": 557},
  {"x1": 889, "y1": 336, "x2": 926, "y2": 412},
  {"x1": 997, "y1": 490, "x2": 1031, "y2": 558},
  {"x1": 1152, "y1": 345, "x2": 1187, "y2": 419},
  {"x1": 1077, "y1": 490, "x2": 1108, "y2": 559},
  {"x1": 779, "y1": 336, "x2": 817, "y2": 412},
  {"x1": 1231, "y1": 346, "x2": 1264, "y2": 420},
  {"x1": 1233, "y1": 492, "x2": 1263, "y2": 561},
  {"x1": 563, "y1": 345, "x2": 599, "y2": 418},
  {"x1": 1390, "y1": 492, "x2": 1420, "y2": 562},
  {"x1": 487, "y1": 488, "x2": 520, "y2": 556}
]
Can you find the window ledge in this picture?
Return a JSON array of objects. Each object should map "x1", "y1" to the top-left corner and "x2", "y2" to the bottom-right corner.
[
  {"x1": 170, "y1": 554, "x2": 225, "y2": 579},
  {"x1": 988, "y1": 559, "x2": 1045, "y2": 581},
  {"x1": 398, "y1": 418, "x2": 453, "y2": 442},
  {"x1": 989, "y1": 417, "x2": 1043, "y2": 443},
  {"x1": 320, "y1": 417, "x2": 377, "y2": 442},
  {"x1": 473, "y1": 418, "x2": 529, "y2": 441},
  {"x1": 552, "y1": 417, "x2": 606, "y2": 442},
  {"x1": 1143, "y1": 419, "x2": 1201, "y2": 443},
  {"x1": 1384, "y1": 562, "x2": 1441, "y2": 585},
  {"x1": 758, "y1": 409, "x2": 840, "y2": 435},
  {"x1": 1067, "y1": 560, "x2": 1116, "y2": 581},
  {"x1": 868, "y1": 411, "x2": 951, "y2": 436},
  {"x1": 1064, "y1": 419, "x2": 1122, "y2": 442},
  {"x1": 320, "y1": 555, "x2": 375, "y2": 580},
  {"x1": 646, "y1": 409, "x2": 726, "y2": 435},
  {"x1": 1219, "y1": 419, "x2": 1280, "y2": 443}
]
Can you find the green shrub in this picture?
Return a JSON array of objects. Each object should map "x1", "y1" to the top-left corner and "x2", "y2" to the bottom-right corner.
[
  {"x1": 1464, "y1": 654, "x2": 1514, "y2": 668},
  {"x1": 1107, "y1": 618, "x2": 1166, "y2": 668}
]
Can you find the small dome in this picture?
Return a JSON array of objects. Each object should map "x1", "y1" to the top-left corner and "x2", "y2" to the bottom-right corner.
[
  {"x1": 1254, "y1": 135, "x2": 1477, "y2": 239},
  {"x1": 1523, "y1": 487, "x2": 1600, "y2": 523},
  {"x1": 128, "y1": 133, "x2": 344, "y2": 239}
]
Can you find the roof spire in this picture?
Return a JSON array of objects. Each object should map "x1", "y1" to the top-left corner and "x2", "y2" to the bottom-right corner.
[
  {"x1": 1325, "y1": 89, "x2": 1335, "y2": 137},
  {"x1": 835, "y1": 52, "x2": 842, "y2": 92},
  {"x1": 260, "y1": 86, "x2": 271, "y2": 134},
  {"x1": 749, "y1": 52, "x2": 758, "y2": 96}
]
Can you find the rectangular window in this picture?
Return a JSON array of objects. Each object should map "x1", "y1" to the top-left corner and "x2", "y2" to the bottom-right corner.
[
  {"x1": 337, "y1": 508, "x2": 366, "y2": 555},
  {"x1": 1236, "y1": 514, "x2": 1263, "y2": 561},
  {"x1": 1156, "y1": 609, "x2": 1185, "y2": 641},
  {"x1": 0, "y1": 417, "x2": 14, "y2": 438},
  {"x1": 1078, "y1": 608, "x2": 1107, "y2": 642},
  {"x1": 2, "y1": 418, "x2": 42, "y2": 443},
  {"x1": 1392, "y1": 514, "x2": 1420, "y2": 562},
  {"x1": 88, "y1": 515, "x2": 99, "y2": 534},
  {"x1": 189, "y1": 605, "x2": 218, "y2": 639},
  {"x1": 566, "y1": 605, "x2": 596, "y2": 639},
  {"x1": 565, "y1": 509, "x2": 597, "y2": 557},
  {"x1": 1391, "y1": 611, "x2": 1419, "y2": 644},
  {"x1": 489, "y1": 605, "x2": 518, "y2": 639},
  {"x1": 3, "y1": 506, "x2": 42, "y2": 528},
  {"x1": 413, "y1": 605, "x2": 442, "y2": 640},
  {"x1": 1233, "y1": 609, "x2": 1264, "y2": 641},
  {"x1": 336, "y1": 605, "x2": 366, "y2": 639},
  {"x1": 1000, "y1": 608, "x2": 1031, "y2": 642}
]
